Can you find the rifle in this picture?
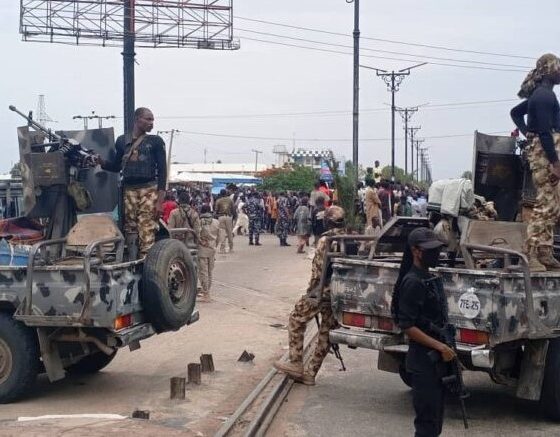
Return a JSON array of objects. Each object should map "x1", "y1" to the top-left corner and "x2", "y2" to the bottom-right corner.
[
  {"x1": 315, "y1": 314, "x2": 346, "y2": 371},
  {"x1": 9, "y1": 105, "x2": 97, "y2": 169},
  {"x1": 428, "y1": 324, "x2": 469, "y2": 429}
]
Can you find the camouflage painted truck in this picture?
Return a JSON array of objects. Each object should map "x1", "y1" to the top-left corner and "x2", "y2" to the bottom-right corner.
[
  {"x1": 0, "y1": 107, "x2": 198, "y2": 403},
  {"x1": 328, "y1": 132, "x2": 560, "y2": 420}
]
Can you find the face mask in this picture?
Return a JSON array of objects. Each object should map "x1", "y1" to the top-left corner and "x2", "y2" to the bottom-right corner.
[{"x1": 421, "y1": 248, "x2": 441, "y2": 269}]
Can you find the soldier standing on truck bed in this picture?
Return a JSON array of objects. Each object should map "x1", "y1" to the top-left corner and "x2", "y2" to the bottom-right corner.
[
  {"x1": 98, "y1": 107, "x2": 167, "y2": 257},
  {"x1": 511, "y1": 54, "x2": 560, "y2": 272},
  {"x1": 392, "y1": 228, "x2": 454, "y2": 437},
  {"x1": 274, "y1": 206, "x2": 346, "y2": 386}
]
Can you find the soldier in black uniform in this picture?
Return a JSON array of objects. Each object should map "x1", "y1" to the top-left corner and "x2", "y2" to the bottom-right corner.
[{"x1": 392, "y1": 227, "x2": 455, "y2": 437}]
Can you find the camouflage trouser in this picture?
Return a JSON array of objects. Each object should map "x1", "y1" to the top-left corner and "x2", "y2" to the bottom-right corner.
[
  {"x1": 124, "y1": 184, "x2": 158, "y2": 256},
  {"x1": 248, "y1": 217, "x2": 261, "y2": 239},
  {"x1": 288, "y1": 293, "x2": 337, "y2": 377},
  {"x1": 526, "y1": 134, "x2": 560, "y2": 251},
  {"x1": 198, "y1": 255, "x2": 215, "y2": 293},
  {"x1": 276, "y1": 218, "x2": 290, "y2": 240}
]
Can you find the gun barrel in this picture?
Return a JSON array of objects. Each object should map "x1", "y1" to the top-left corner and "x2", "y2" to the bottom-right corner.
[{"x1": 8, "y1": 105, "x2": 61, "y2": 141}]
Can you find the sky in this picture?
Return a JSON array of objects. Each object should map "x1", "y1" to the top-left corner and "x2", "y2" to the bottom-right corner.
[{"x1": 1, "y1": 1, "x2": 559, "y2": 180}]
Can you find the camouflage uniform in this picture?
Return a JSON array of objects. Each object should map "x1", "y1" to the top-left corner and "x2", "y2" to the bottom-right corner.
[
  {"x1": 525, "y1": 134, "x2": 560, "y2": 251},
  {"x1": 245, "y1": 196, "x2": 264, "y2": 244},
  {"x1": 276, "y1": 195, "x2": 291, "y2": 244},
  {"x1": 124, "y1": 185, "x2": 158, "y2": 256},
  {"x1": 287, "y1": 216, "x2": 346, "y2": 378},
  {"x1": 168, "y1": 204, "x2": 202, "y2": 244}
]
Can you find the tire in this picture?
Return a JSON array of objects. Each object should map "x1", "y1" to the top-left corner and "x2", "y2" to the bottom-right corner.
[
  {"x1": 66, "y1": 351, "x2": 117, "y2": 375},
  {"x1": 141, "y1": 239, "x2": 197, "y2": 333},
  {"x1": 399, "y1": 363, "x2": 413, "y2": 388},
  {"x1": 541, "y1": 338, "x2": 560, "y2": 420},
  {"x1": 0, "y1": 313, "x2": 40, "y2": 403}
]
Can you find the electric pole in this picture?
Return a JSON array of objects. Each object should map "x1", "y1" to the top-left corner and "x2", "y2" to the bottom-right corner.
[
  {"x1": 408, "y1": 126, "x2": 421, "y2": 181},
  {"x1": 414, "y1": 139, "x2": 425, "y2": 183},
  {"x1": 361, "y1": 63, "x2": 426, "y2": 181},
  {"x1": 396, "y1": 106, "x2": 418, "y2": 175},
  {"x1": 158, "y1": 129, "x2": 179, "y2": 189},
  {"x1": 346, "y1": 0, "x2": 360, "y2": 171},
  {"x1": 252, "y1": 149, "x2": 263, "y2": 173},
  {"x1": 73, "y1": 111, "x2": 116, "y2": 129}
]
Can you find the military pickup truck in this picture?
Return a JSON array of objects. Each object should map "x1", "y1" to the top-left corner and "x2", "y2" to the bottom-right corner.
[
  {"x1": 328, "y1": 132, "x2": 560, "y2": 420},
  {"x1": 0, "y1": 108, "x2": 198, "y2": 403}
]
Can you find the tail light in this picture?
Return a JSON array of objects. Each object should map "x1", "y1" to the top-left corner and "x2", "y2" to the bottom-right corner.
[
  {"x1": 342, "y1": 312, "x2": 370, "y2": 328},
  {"x1": 458, "y1": 328, "x2": 489, "y2": 345},
  {"x1": 341, "y1": 312, "x2": 395, "y2": 331},
  {"x1": 114, "y1": 314, "x2": 133, "y2": 330}
]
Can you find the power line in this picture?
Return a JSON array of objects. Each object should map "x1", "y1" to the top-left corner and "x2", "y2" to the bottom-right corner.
[
  {"x1": 237, "y1": 28, "x2": 531, "y2": 69},
  {"x1": 235, "y1": 16, "x2": 534, "y2": 60},
  {"x1": 241, "y1": 37, "x2": 528, "y2": 73},
  {"x1": 173, "y1": 129, "x2": 509, "y2": 142},
  {"x1": 155, "y1": 98, "x2": 517, "y2": 120}
]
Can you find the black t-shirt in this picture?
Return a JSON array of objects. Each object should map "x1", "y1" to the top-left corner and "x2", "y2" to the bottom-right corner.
[
  {"x1": 397, "y1": 265, "x2": 449, "y2": 371},
  {"x1": 102, "y1": 134, "x2": 167, "y2": 190},
  {"x1": 511, "y1": 86, "x2": 560, "y2": 163}
]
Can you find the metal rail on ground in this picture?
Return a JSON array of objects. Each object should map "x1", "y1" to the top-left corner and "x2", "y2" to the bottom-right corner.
[{"x1": 215, "y1": 331, "x2": 318, "y2": 437}]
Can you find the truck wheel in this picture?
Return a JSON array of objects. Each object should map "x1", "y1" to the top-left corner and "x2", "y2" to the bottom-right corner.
[
  {"x1": 541, "y1": 338, "x2": 560, "y2": 420},
  {"x1": 141, "y1": 239, "x2": 197, "y2": 333},
  {"x1": 0, "y1": 313, "x2": 40, "y2": 403},
  {"x1": 67, "y1": 351, "x2": 117, "y2": 375},
  {"x1": 398, "y1": 363, "x2": 413, "y2": 388}
]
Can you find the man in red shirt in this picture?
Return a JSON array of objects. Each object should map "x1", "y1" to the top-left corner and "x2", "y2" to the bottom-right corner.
[{"x1": 162, "y1": 191, "x2": 178, "y2": 223}]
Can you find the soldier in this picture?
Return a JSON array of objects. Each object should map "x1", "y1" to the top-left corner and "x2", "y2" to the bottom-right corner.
[
  {"x1": 511, "y1": 53, "x2": 560, "y2": 271},
  {"x1": 215, "y1": 189, "x2": 235, "y2": 253},
  {"x1": 274, "y1": 206, "x2": 346, "y2": 385},
  {"x1": 168, "y1": 191, "x2": 201, "y2": 244},
  {"x1": 198, "y1": 204, "x2": 220, "y2": 301},
  {"x1": 245, "y1": 191, "x2": 264, "y2": 246},
  {"x1": 392, "y1": 227, "x2": 453, "y2": 437},
  {"x1": 99, "y1": 107, "x2": 166, "y2": 257},
  {"x1": 276, "y1": 192, "x2": 291, "y2": 246}
]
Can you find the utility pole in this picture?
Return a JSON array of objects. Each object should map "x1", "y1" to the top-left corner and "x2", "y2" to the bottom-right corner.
[
  {"x1": 408, "y1": 126, "x2": 421, "y2": 181},
  {"x1": 346, "y1": 0, "x2": 360, "y2": 171},
  {"x1": 204, "y1": 148, "x2": 207, "y2": 164},
  {"x1": 414, "y1": 139, "x2": 425, "y2": 183},
  {"x1": 158, "y1": 129, "x2": 179, "y2": 189},
  {"x1": 361, "y1": 63, "x2": 426, "y2": 181},
  {"x1": 396, "y1": 106, "x2": 418, "y2": 175},
  {"x1": 73, "y1": 111, "x2": 116, "y2": 129},
  {"x1": 123, "y1": 0, "x2": 135, "y2": 140},
  {"x1": 252, "y1": 149, "x2": 263, "y2": 173}
]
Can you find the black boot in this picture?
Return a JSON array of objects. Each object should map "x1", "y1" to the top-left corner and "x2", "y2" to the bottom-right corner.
[
  {"x1": 283, "y1": 238, "x2": 291, "y2": 246},
  {"x1": 279, "y1": 238, "x2": 286, "y2": 246},
  {"x1": 255, "y1": 236, "x2": 262, "y2": 246},
  {"x1": 249, "y1": 237, "x2": 254, "y2": 245}
]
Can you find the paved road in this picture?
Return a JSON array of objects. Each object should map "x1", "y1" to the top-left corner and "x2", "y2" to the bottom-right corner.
[
  {"x1": 0, "y1": 233, "x2": 310, "y2": 436},
  {"x1": 269, "y1": 347, "x2": 559, "y2": 437}
]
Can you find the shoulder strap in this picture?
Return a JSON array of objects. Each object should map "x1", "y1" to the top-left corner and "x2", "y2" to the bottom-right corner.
[{"x1": 121, "y1": 134, "x2": 146, "y2": 168}]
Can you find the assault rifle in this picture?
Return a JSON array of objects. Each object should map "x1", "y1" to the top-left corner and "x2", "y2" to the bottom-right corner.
[
  {"x1": 9, "y1": 105, "x2": 97, "y2": 169},
  {"x1": 428, "y1": 323, "x2": 469, "y2": 429}
]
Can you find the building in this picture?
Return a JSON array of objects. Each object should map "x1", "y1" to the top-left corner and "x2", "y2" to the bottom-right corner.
[
  {"x1": 290, "y1": 148, "x2": 334, "y2": 169},
  {"x1": 170, "y1": 163, "x2": 269, "y2": 177}
]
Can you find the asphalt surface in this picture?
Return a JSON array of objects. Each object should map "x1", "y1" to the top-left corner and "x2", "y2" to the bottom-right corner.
[{"x1": 269, "y1": 348, "x2": 560, "y2": 437}]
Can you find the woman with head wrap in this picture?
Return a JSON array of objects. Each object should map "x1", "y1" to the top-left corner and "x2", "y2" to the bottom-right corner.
[{"x1": 510, "y1": 53, "x2": 560, "y2": 271}]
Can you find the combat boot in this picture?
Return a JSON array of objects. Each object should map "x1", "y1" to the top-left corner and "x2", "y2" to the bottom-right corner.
[
  {"x1": 293, "y1": 372, "x2": 316, "y2": 386},
  {"x1": 273, "y1": 360, "x2": 303, "y2": 379},
  {"x1": 528, "y1": 247, "x2": 546, "y2": 272},
  {"x1": 537, "y1": 246, "x2": 560, "y2": 271},
  {"x1": 249, "y1": 237, "x2": 254, "y2": 245},
  {"x1": 255, "y1": 237, "x2": 262, "y2": 246}
]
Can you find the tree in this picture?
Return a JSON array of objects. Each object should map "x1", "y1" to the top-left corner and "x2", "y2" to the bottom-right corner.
[
  {"x1": 329, "y1": 160, "x2": 362, "y2": 231},
  {"x1": 9, "y1": 163, "x2": 21, "y2": 179},
  {"x1": 259, "y1": 165, "x2": 317, "y2": 192},
  {"x1": 380, "y1": 166, "x2": 414, "y2": 185},
  {"x1": 461, "y1": 170, "x2": 472, "y2": 180}
]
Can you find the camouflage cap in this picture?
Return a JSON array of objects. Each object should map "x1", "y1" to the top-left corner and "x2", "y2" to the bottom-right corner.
[
  {"x1": 518, "y1": 53, "x2": 560, "y2": 98},
  {"x1": 324, "y1": 205, "x2": 345, "y2": 223}
]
